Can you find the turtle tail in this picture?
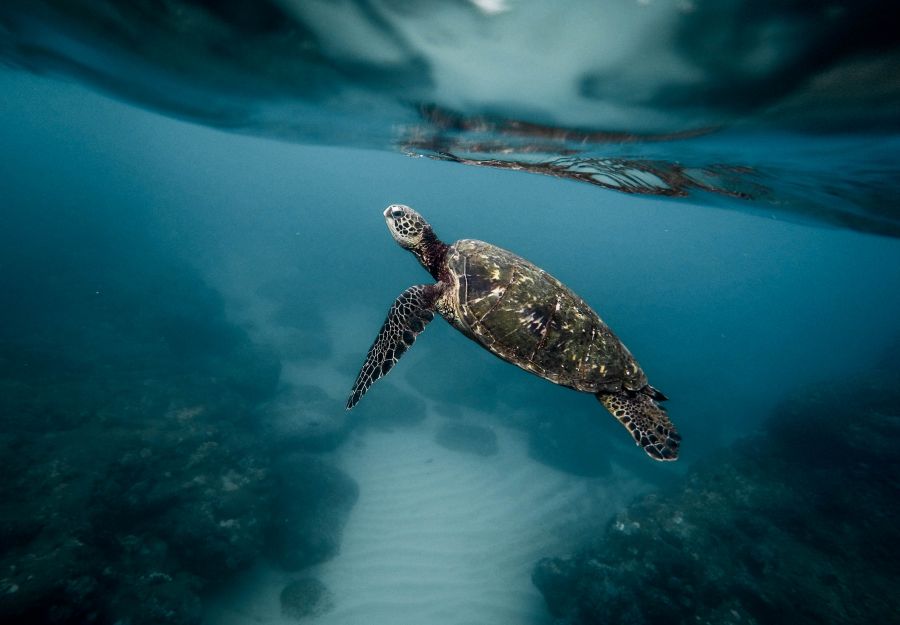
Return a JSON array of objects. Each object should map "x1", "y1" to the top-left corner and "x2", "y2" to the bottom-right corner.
[
  {"x1": 643, "y1": 384, "x2": 668, "y2": 401},
  {"x1": 597, "y1": 390, "x2": 680, "y2": 461}
]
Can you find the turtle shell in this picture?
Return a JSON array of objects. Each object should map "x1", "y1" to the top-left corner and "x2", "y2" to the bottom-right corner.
[{"x1": 446, "y1": 239, "x2": 647, "y2": 393}]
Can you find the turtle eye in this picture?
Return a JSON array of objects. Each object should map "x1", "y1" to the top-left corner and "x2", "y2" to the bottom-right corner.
[{"x1": 391, "y1": 209, "x2": 404, "y2": 219}]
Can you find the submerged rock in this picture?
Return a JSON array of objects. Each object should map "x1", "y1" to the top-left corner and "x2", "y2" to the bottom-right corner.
[
  {"x1": 435, "y1": 422, "x2": 499, "y2": 457},
  {"x1": 280, "y1": 577, "x2": 335, "y2": 620},
  {"x1": 270, "y1": 455, "x2": 360, "y2": 571},
  {"x1": 533, "y1": 371, "x2": 900, "y2": 625},
  {"x1": 0, "y1": 232, "x2": 282, "y2": 624},
  {"x1": 0, "y1": 369, "x2": 279, "y2": 625}
]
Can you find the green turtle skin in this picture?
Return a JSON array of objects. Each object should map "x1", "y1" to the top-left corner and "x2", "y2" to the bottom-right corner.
[{"x1": 442, "y1": 239, "x2": 647, "y2": 394}]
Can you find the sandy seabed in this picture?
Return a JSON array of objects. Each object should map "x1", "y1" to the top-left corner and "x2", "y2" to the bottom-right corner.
[{"x1": 207, "y1": 406, "x2": 645, "y2": 625}]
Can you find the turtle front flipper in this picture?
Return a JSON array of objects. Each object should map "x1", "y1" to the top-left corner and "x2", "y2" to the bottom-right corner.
[
  {"x1": 347, "y1": 283, "x2": 441, "y2": 409},
  {"x1": 597, "y1": 391, "x2": 681, "y2": 461}
]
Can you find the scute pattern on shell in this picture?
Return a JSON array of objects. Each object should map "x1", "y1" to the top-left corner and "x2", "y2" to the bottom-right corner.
[{"x1": 447, "y1": 240, "x2": 647, "y2": 393}]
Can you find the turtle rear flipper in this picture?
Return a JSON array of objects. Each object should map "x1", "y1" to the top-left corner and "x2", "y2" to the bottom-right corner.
[
  {"x1": 597, "y1": 391, "x2": 681, "y2": 461},
  {"x1": 347, "y1": 283, "x2": 441, "y2": 410}
]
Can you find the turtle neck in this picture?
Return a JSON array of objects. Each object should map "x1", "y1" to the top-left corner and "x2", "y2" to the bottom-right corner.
[{"x1": 413, "y1": 228, "x2": 449, "y2": 280}]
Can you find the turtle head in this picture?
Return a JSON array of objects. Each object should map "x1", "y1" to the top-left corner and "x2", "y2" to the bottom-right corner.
[
  {"x1": 384, "y1": 204, "x2": 431, "y2": 250},
  {"x1": 383, "y1": 204, "x2": 447, "y2": 278}
]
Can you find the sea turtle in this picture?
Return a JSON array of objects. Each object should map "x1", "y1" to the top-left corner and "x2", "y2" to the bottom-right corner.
[{"x1": 347, "y1": 205, "x2": 680, "y2": 461}]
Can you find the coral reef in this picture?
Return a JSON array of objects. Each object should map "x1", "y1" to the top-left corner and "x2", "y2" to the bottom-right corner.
[
  {"x1": 0, "y1": 255, "x2": 281, "y2": 624},
  {"x1": 533, "y1": 369, "x2": 900, "y2": 625}
]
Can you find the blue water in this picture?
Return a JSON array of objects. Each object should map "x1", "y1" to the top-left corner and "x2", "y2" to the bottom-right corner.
[{"x1": 1, "y1": 4, "x2": 899, "y2": 625}]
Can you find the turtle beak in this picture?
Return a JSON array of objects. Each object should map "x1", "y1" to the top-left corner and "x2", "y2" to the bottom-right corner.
[{"x1": 383, "y1": 206, "x2": 393, "y2": 219}]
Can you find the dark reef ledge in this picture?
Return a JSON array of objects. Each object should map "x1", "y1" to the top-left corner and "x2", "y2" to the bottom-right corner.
[
  {"x1": 0, "y1": 226, "x2": 359, "y2": 624},
  {"x1": 0, "y1": 256, "x2": 279, "y2": 623},
  {"x1": 533, "y1": 361, "x2": 900, "y2": 625}
]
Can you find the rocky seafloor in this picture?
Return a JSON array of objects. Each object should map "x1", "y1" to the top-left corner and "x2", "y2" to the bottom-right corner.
[
  {"x1": 0, "y1": 230, "x2": 361, "y2": 624},
  {"x1": 533, "y1": 351, "x2": 900, "y2": 625}
]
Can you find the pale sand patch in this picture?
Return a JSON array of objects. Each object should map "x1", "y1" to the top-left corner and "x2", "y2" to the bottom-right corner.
[{"x1": 207, "y1": 413, "x2": 647, "y2": 625}]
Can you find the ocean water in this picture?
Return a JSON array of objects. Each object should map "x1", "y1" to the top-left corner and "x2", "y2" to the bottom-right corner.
[{"x1": 1, "y1": 3, "x2": 899, "y2": 625}]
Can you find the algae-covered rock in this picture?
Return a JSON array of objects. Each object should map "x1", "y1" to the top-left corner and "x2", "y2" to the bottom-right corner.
[
  {"x1": 533, "y1": 370, "x2": 900, "y2": 625},
  {"x1": 0, "y1": 228, "x2": 282, "y2": 624},
  {"x1": 280, "y1": 577, "x2": 335, "y2": 620}
]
